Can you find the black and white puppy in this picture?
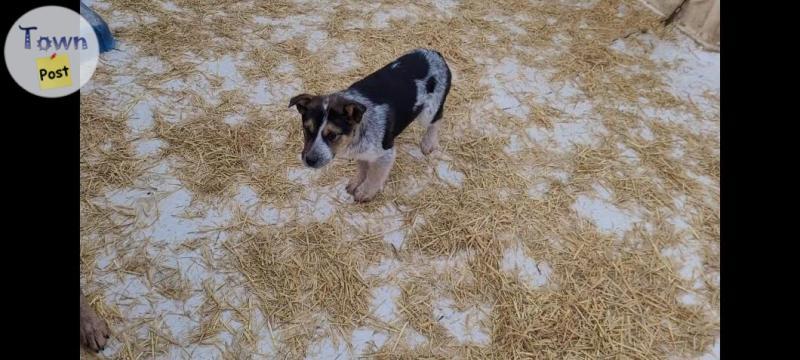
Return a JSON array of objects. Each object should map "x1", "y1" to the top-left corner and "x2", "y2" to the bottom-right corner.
[{"x1": 289, "y1": 48, "x2": 452, "y2": 202}]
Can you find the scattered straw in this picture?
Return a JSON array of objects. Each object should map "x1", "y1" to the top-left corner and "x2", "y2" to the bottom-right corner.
[{"x1": 81, "y1": 0, "x2": 719, "y2": 358}]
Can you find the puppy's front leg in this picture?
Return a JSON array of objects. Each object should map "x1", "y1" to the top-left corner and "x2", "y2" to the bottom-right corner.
[
  {"x1": 346, "y1": 160, "x2": 369, "y2": 195},
  {"x1": 354, "y1": 148, "x2": 396, "y2": 202}
]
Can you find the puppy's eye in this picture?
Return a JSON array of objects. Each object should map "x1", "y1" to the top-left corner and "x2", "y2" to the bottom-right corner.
[{"x1": 324, "y1": 132, "x2": 340, "y2": 142}]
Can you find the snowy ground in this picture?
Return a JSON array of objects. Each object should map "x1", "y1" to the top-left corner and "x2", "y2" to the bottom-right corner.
[{"x1": 80, "y1": 0, "x2": 719, "y2": 358}]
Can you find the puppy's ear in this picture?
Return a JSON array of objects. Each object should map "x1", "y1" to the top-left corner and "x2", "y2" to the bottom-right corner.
[
  {"x1": 289, "y1": 94, "x2": 313, "y2": 114},
  {"x1": 343, "y1": 102, "x2": 367, "y2": 124}
]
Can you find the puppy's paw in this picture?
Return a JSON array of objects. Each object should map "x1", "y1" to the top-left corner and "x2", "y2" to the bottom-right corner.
[
  {"x1": 420, "y1": 140, "x2": 438, "y2": 156},
  {"x1": 80, "y1": 309, "x2": 110, "y2": 352},
  {"x1": 353, "y1": 184, "x2": 379, "y2": 203},
  {"x1": 346, "y1": 177, "x2": 363, "y2": 195}
]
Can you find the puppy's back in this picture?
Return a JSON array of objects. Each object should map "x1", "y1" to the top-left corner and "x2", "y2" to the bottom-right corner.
[{"x1": 348, "y1": 49, "x2": 450, "y2": 149}]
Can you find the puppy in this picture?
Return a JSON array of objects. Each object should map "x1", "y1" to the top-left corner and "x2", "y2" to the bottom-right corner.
[
  {"x1": 289, "y1": 48, "x2": 452, "y2": 202},
  {"x1": 80, "y1": 288, "x2": 110, "y2": 352}
]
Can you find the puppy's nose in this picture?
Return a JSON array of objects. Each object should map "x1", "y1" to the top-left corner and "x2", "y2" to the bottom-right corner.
[{"x1": 305, "y1": 156, "x2": 320, "y2": 168}]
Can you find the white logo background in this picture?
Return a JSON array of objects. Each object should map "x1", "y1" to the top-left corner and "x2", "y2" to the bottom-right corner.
[{"x1": 4, "y1": 6, "x2": 100, "y2": 98}]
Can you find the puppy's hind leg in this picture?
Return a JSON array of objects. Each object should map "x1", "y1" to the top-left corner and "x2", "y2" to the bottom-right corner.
[
  {"x1": 421, "y1": 90, "x2": 447, "y2": 155},
  {"x1": 420, "y1": 121, "x2": 441, "y2": 156}
]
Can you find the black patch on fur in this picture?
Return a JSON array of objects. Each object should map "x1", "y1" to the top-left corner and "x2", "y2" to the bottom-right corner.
[
  {"x1": 381, "y1": 112, "x2": 398, "y2": 150},
  {"x1": 349, "y1": 51, "x2": 430, "y2": 150},
  {"x1": 426, "y1": 77, "x2": 437, "y2": 93},
  {"x1": 326, "y1": 110, "x2": 356, "y2": 142},
  {"x1": 302, "y1": 107, "x2": 325, "y2": 140}
]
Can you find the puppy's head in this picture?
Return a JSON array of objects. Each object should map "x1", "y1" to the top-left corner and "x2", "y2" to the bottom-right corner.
[{"x1": 289, "y1": 94, "x2": 366, "y2": 169}]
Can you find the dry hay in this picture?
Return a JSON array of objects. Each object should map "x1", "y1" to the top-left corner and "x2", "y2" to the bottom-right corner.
[
  {"x1": 81, "y1": 0, "x2": 719, "y2": 358},
  {"x1": 113, "y1": 322, "x2": 177, "y2": 360},
  {"x1": 151, "y1": 264, "x2": 192, "y2": 301},
  {"x1": 80, "y1": 92, "x2": 145, "y2": 283},
  {"x1": 111, "y1": 0, "x2": 253, "y2": 63},
  {"x1": 189, "y1": 280, "x2": 228, "y2": 344},
  {"x1": 80, "y1": 93, "x2": 143, "y2": 201},
  {"x1": 153, "y1": 109, "x2": 303, "y2": 203},
  {"x1": 487, "y1": 242, "x2": 713, "y2": 358},
  {"x1": 224, "y1": 221, "x2": 385, "y2": 357},
  {"x1": 398, "y1": 281, "x2": 451, "y2": 346}
]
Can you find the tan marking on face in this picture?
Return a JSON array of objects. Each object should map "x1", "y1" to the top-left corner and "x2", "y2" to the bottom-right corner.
[
  {"x1": 321, "y1": 122, "x2": 354, "y2": 155},
  {"x1": 328, "y1": 133, "x2": 353, "y2": 155},
  {"x1": 321, "y1": 123, "x2": 342, "y2": 138}
]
